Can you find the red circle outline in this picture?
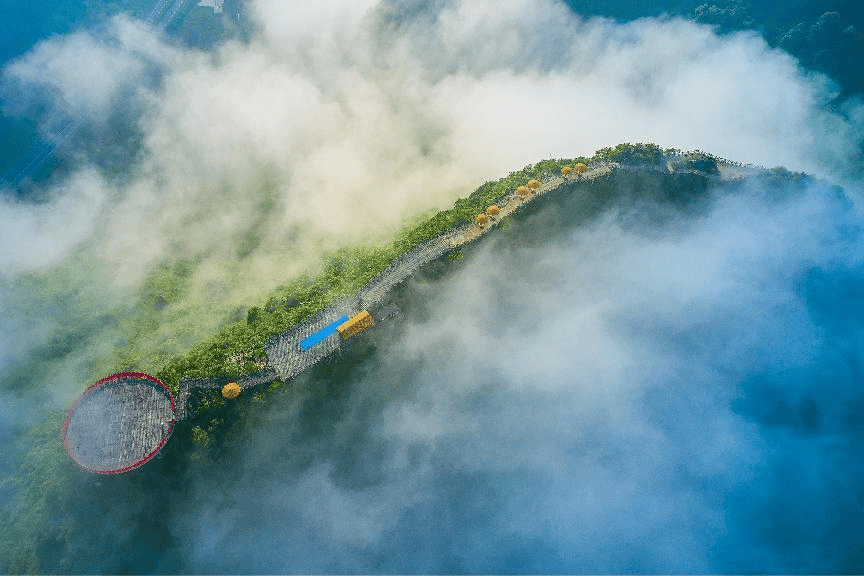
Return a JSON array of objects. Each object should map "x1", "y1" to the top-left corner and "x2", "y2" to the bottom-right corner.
[{"x1": 63, "y1": 372, "x2": 176, "y2": 474}]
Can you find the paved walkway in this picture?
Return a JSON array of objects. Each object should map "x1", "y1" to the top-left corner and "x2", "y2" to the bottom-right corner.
[
  {"x1": 263, "y1": 164, "x2": 616, "y2": 382},
  {"x1": 443, "y1": 164, "x2": 615, "y2": 248},
  {"x1": 175, "y1": 163, "x2": 617, "y2": 417}
]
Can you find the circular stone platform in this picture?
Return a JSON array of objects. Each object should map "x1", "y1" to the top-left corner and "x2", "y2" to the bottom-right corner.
[{"x1": 63, "y1": 372, "x2": 175, "y2": 474}]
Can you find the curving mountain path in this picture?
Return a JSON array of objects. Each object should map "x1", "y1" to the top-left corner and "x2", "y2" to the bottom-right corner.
[
  {"x1": 175, "y1": 163, "x2": 620, "y2": 415},
  {"x1": 175, "y1": 158, "x2": 753, "y2": 417}
]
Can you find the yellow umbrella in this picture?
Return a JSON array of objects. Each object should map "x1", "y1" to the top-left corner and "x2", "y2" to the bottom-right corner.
[{"x1": 222, "y1": 382, "x2": 241, "y2": 399}]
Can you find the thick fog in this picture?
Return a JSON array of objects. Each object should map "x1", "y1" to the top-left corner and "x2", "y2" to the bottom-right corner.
[
  {"x1": 1, "y1": 0, "x2": 863, "y2": 572},
  {"x1": 135, "y1": 172, "x2": 859, "y2": 574},
  {"x1": 2, "y1": 0, "x2": 861, "y2": 282}
]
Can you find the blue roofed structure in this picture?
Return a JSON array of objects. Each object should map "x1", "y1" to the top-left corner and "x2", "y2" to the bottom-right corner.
[{"x1": 299, "y1": 315, "x2": 349, "y2": 350}]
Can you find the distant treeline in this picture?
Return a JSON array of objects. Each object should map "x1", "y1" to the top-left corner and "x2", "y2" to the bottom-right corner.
[{"x1": 564, "y1": 0, "x2": 864, "y2": 100}]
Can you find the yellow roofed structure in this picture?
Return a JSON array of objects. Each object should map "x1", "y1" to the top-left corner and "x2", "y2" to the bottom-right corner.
[
  {"x1": 516, "y1": 186, "x2": 530, "y2": 197},
  {"x1": 222, "y1": 382, "x2": 240, "y2": 399},
  {"x1": 485, "y1": 205, "x2": 500, "y2": 217},
  {"x1": 527, "y1": 179, "x2": 540, "y2": 189},
  {"x1": 574, "y1": 163, "x2": 587, "y2": 173},
  {"x1": 338, "y1": 310, "x2": 375, "y2": 339},
  {"x1": 561, "y1": 166, "x2": 572, "y2": 176},
  {"x1": 474, "y1": 213, "x2": 490, "y2": 227}
]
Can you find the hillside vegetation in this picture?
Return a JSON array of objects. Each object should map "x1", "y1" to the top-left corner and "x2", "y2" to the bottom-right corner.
[{"x1": 140, "y1": 144, "x2": 718, "y2": 393}]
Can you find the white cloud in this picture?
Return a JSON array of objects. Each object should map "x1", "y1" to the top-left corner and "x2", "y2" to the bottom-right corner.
[
  {"x1": 3, "y1": 0, "x2": 861, "y2": 287},
  {"x1": 0, "y1": 169, "x2": 108, "y2": 276},
  {"x1": 164, "y1": 174, "x2": 862, "y2": 573},
  {"x1": 4, "y1": 16, "x2": 174, "y2": 124}
]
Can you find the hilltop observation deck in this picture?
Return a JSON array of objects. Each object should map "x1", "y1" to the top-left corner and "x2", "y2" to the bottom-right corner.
[
  {"x1": 175, "y1": 163, "x2": 616, "y2": 414},
  {"x1": 64, "y1": 373, "x2": 175, "y2": 474}
]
